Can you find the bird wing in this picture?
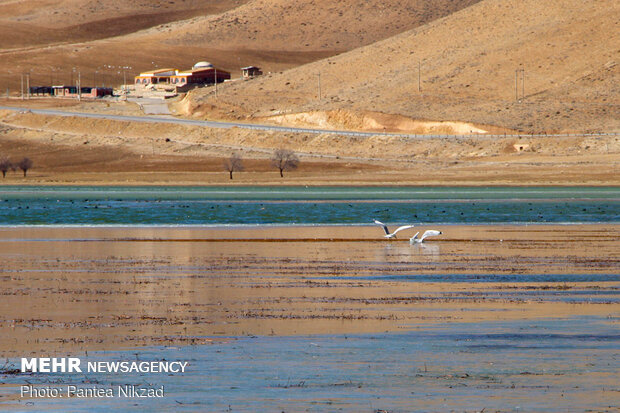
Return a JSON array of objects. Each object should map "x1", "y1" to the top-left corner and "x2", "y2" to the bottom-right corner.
[
  {"x1": 373, "y1": 220, "x2": 390, "y2": 235},
  {"x1": 392, "y1": 225, "x2": 415, "y2": 235},
  {"x1": 420, "y1": 230, "x2": 442, "y2": 241},
  {"x1": 409, "y1": 232, "x2": 420, "y2": 243}
]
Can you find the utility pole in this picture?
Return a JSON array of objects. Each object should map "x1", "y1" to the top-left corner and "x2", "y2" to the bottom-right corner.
[
  {"x1": 418, "y1": 61, "x2": 421, "y2": 92},
  {"x1": 26, "y1": 72, "x2": 30, "y2": 99},
  {"x1": 515, "y1": 68, "x2": 525, "y2": 101},
  {"x1": 214, "y1": 68, "x2": 218, "y2": 98},
  {"x1": 77, "y1": 70, "x2": 81, "y2": 101},
  {"x1": 122, "y1": 66, "x2": 132, "y2": 94},
  {"x1": 318, "y1": 72, "x2": 321, "y2": 100},
  {"x1": 21, "y1": 74, "x2": 24, "y2": 100},
  {"x1": 515, "y1": 69, "x2": 518, "y2": 101}
]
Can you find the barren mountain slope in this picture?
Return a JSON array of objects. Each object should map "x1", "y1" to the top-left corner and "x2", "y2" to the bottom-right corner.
[
  {"x1": 0, "y1": 0, "x2": 480, "y2": 91},
  {"x1": 188, "y1": 0, "x2": 619, "y2": 133},
  {"x1": 167, "y1": 0, "x2": 480, "y2": 51},
  {"x1": 0, "y1": 0, "x2": 245, "y2": 49}
]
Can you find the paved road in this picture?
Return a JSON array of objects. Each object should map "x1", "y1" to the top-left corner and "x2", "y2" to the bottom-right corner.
[
  {"x1": 0, "y1": 105, "x2": 617, "y2": 139},
  {"x1": 0, "y1": 105, "x2": 388, "y2": 138}
]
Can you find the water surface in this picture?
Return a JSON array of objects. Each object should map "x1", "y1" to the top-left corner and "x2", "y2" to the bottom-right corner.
[
  {"x1": 2, "y1": 317, "x2": 618, "y2": 412},
  {"x1": 1, "y1": 186, "x2": 618, "y2": 225}
]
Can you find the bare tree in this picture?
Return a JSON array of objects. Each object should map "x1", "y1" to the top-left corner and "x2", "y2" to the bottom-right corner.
[
  {"x1": 17, "y1": 157, "x2": 32, "y2": 177},
  {"x1": 223, "y1": 153, "x2": 244, "y2": 180},
  {"x1": 0, "y1": 158, "x2": 11, "y2": 178},
  {"x1": 271, "y1": 149, "x2": 299, "y2": 177}
]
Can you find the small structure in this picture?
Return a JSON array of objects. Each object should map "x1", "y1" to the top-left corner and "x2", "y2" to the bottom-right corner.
[
  {"x1": 134, "y1": 61, "x2": 231, "y2": 91},
  {"x1": 29, "y1": 86, "x2": 113, "y2": 98},
  {"x1": 513, "y1": 143, "x2": 530, "y2": 152},
  {"x1": 29, "y1": 86, "x2": 53, "y2": 96},
  {"x1": 241, "y1": 66, "x2": 262, "y2": 79}
]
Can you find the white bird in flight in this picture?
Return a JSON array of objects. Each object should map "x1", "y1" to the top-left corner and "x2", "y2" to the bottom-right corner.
[
  {"x1": 373, "y1": 220, "x2": 416, "y2": 238},
  {"x1": 410, "y1": 230, "x2": 443, "y2": 244}
]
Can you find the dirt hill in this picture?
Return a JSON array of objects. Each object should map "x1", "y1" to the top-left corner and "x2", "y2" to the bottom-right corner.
[
  {"x1": 0, "y1": 0, "x2": 480, "y2": 91},
  {"x1": 168, "y1": 0, "x2": 480, "y2": 52},
  {"x1": 187, "y1": 0, "x2": 619, "y2": 133},
  {"x1": 0, "y1": 0, "x2": 246, "y2": 49}
]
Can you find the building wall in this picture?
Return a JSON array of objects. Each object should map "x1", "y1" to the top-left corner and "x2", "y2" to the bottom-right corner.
[
  {"x1": 135, "y1": 68, "x2": 231, "y2": 86},
  {"x1": 47, "y1": 87, "x2": 112, "y2": 98}
]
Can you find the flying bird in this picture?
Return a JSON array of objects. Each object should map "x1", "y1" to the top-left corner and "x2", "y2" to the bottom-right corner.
[
  {"x1": 410, "y1": 230, "x2": 443, "y2": 244},
  {"x1": 373, "y1": 220, "x2": 416, "y2": 238}
]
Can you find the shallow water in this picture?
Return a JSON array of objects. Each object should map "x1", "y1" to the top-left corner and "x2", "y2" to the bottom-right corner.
[
  {"x1": 0, "y1": 187, "x2": 617, "y2": 411},
  {"x1": 3, "y1": 186, "x2": 619, "y2": 200},
  {"x1": 0, "y1": 186, "x2": 618, "y2": 225},
  {"x1": 340, "y1": 273, "x2": 620, "y2": 283},
  {"x1": 2, "y1": 317, "x2": 618, "y2": 412}
]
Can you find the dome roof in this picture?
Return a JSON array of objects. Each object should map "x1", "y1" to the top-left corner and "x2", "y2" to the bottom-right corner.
[{"x1": 193, "y1": 61, "x2": 214, "y2": 69}]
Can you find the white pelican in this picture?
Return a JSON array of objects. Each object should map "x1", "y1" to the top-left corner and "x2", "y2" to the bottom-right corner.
[
  {"x1": 373, "y1": 220, "x2": 416, "y2": 239},
  {"x1": 410, "y1": 230, "x2": 442, "y2": 244}
]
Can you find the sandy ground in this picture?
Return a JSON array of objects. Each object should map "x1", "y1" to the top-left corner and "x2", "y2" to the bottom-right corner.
[
  {"x1": 0, "y1": 224, "x2": 617, "y2": 358},
  {"x1": 0, "y1": 103, "x2": 618, "y2": 185}
]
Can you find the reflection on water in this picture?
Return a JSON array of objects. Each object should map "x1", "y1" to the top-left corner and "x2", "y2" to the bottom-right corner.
[
  {"x1": 1, "y1": 317, "x2": 618, "y2": 412},
  {"x1": 343, "y1": 273, "x2": 620, "y2": 283},
  {"x1": 411, "y1": 242, "x2": 441, "y2": 257},
  {"x1": 0, "y1": 224, "x2": 617, "y2": 411},
  {"x1": 378, "y1": 242, "x2": 442, "y2": 261}
]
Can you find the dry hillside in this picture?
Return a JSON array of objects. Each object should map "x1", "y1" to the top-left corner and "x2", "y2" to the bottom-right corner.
[
  {"x1": 0, "y1": 0, "x2": 480, "y2": 91},
  {"x1": 169, "y1": 0, "x2": 480, "y2": 51},
  {"x1": 187, "y1": 0, "x2": 619, "y2": 133},
  {"x1": 0, "y1": 0, "x2": 245, "y2": 49}
]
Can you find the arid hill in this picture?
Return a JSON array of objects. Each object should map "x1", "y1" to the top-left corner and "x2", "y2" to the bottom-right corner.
[
  {"x1": 187, "y1": 0, "x2": 619, "y2": 133},
  {"x1": 0, "y1": 0, "x2": 479, "y2": 91},
  {"x1": 0, "y1": 0, "x2": 245, "y2": 49},
  {"x1": 2, "y1": 0, "x2": 617, "y2": 133},
  {"x1": 167, "y1": 0, "x2": 480, "y2": 52}
]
